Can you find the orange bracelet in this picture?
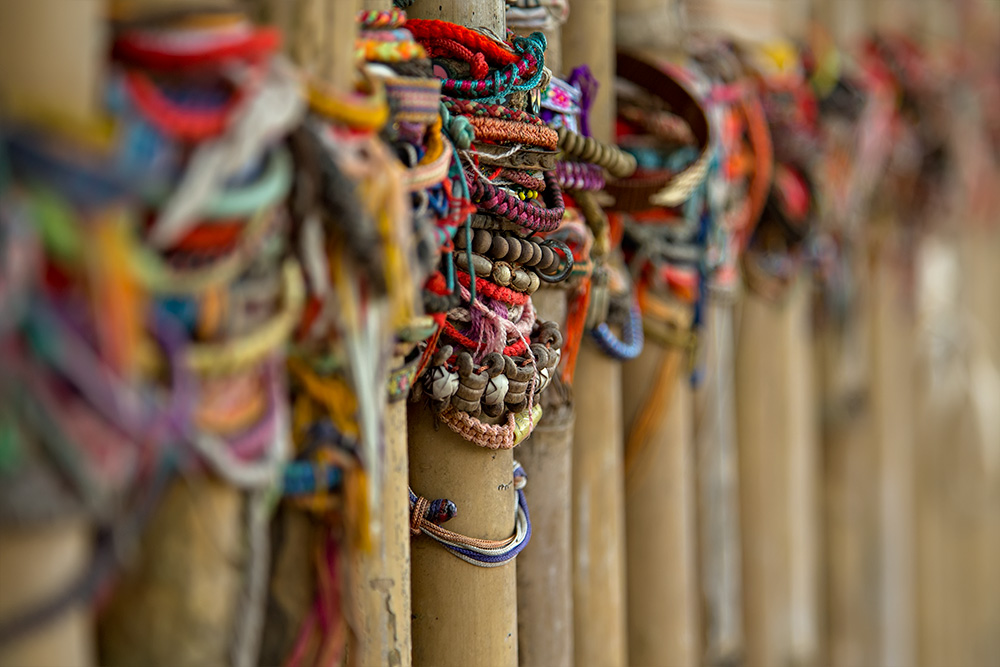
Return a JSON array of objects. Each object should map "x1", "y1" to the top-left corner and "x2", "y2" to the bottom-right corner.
[{"x1": 468, "y1": 116, "x2": 559, "y2": 150}]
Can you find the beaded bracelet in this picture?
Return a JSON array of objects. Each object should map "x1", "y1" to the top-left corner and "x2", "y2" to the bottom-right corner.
[
  {"x1": 443, "y1": 97, "x2": 547, "y2": 127},
  {"x1": 454, "y1": 252, "x2": 541, "y2": 294},
  {"x1": 469, "y1": 116, "x2": 559, "y2": 150},
  {"x1": 557, "y1": 127, "x2": 638, "y2": 178},
  {"x1": 467, "y1": 169, "x2": 565, "y2": 232},
  {"x1": 454, "y1": 229, "x2": 574, "y2": 282}
]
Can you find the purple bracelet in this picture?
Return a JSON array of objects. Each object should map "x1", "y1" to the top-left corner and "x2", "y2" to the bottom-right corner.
[
  {"x1": 554, "y1": 160, "x2": 605, "y2": 192},
  {"x1": 467, "y1": 169, "x2": 565, "y2": 232}
]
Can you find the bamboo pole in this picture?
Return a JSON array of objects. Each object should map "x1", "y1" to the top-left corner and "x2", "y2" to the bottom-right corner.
[
  {"x1": 695, "y1": 298, "x2": 746, "y2": 667},
  {"x1": 508, "y1": 8, "x2": 574, "y2": 664},
  {"x1": 622, "y1": 341, "x2": 701, "y2": 667},
  {"x1": 100, "y1": 2, "x2": 358, "y2": 666},
  {"x1": 0, "y1": 3, "x2": 101, "y2": 666},
  {"x1": 402, "y1": 6, "x2": 518, "y2": 667},
  {"x1": 515, "y1": 289, "x2": 574, "y2": 667},
  {"x1": 563, "y1": 3, "x2": 628, "y2": 666}
]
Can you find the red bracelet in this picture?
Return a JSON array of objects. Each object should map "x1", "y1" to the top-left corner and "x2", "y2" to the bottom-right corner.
[
  {"x1": 443, "y1": 321, "x2": 529, "y2": 358},
  {"x1": 456, "y1": 269, "x2": 530, "y2": 306},
  {"x1": 124, "y1": 69, "x2": 245, "y2": 140},
  {"x1": 405, "y1": 19, "x2": 518, "y2": 67},
  {"x1": 112, "y1": 27, "x2": 280, "y2": 69}
]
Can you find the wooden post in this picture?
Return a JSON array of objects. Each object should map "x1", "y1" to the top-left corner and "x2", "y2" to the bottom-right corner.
[
  {"x1": 515, "y1": 287, "x2": 574, "y2": 667},
  {"x1": 403, "y1": 6, "x2": 518, "y2": 667},
  {"x1": 694, "y1": 298, "x2": 746, "y2": 667},
  {"x1": 508, "y1": 7, "x2": 574, "y2": 663},
  {"x1": 0, "y1": 3, "x2": 101, "y2": 666},
  {"x1": 99, "y1": 2, "x2": 357, "y2": 667},
  {"x1": 622, "y1": 342, "x2": 701, "y2": 667},
  {"x1": 563, "y1": 3, "x2": 628, "y2": 667}
]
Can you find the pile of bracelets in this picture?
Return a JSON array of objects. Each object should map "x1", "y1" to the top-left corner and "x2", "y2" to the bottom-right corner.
[
  {"x1": 738, "y1": 43, "x2": 821, "y2": 301},
  {"x1": 405, "y1": 19, "x2": 569, "y2": 452},
  {"x1": 0, "y1": 7, "x2": 303, "y2": 660}
]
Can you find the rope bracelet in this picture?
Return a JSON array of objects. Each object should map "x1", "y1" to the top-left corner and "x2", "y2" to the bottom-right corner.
[
  {"x1": 408, "y1": 461, "x2": 532, "y2": 567},
  {"x1": 443, "y1": 97, "x2": 547, "y2": 127},
  {"x1": 590, "y1": 298, "x2": 645, "y2": 360},
  {"x1": 468, "y1": 116, "x2": 559, "y2": 150},
  {"x1": 467, "y1": 169, "x2": 565, "y2": 232}
]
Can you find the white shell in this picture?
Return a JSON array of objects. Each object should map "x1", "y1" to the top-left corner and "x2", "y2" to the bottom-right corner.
[
  {"x1": 483, "y1": 374, "x2": 510, "y2": 405},
  {"x1": 428, "y1": 367, "x2": 459, "y2": 401},
  {"x1": 537, "y1": 367, "x2": 552, "y2": 393}
]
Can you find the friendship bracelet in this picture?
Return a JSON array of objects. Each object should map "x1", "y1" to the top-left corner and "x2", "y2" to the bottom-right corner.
[
  {"x1": 428, "y1": 33, "x2": 547, "y2": 100},
  {"x1": 467, "y1": 169, "x2": 565, "y2": 232},
  {"x1": 124, "y1": 69, "x2": 247, "y2": 140},
  {"x1": 442, "y1": 97, "x2": 547, "y2": 127},
  {"x1": 408, "y1": 462, "x2": 532, "y2": 567},
  {"x1": 469, "y1": 116, "x2": 559, "y2": 150},
  {"x1": 307, "y1": 78, "x2": 389, "y2": 131},
  {"x1": 356, "y1": 8, "x2": 407, "y2": 29},
  {"x1": 355, "y1": 38, "x2": 426, "y2": 63}
]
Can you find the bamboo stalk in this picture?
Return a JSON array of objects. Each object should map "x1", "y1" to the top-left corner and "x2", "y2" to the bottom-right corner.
[{"x1": 0, "y1": 3, "x2": 102, "y2": 666}]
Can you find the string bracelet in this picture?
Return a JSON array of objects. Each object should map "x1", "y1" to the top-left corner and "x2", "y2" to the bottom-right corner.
[{"x1": 408, "y1": 462, "x2": 532, "y2": 567}]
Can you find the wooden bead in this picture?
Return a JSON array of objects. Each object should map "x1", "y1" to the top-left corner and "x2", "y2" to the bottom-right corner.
[
  {"x1": 454, "y1": 232, "x2": 468, "y2": 249},
  {"x1": 538, "y1": 245, "x2": 556, "y2": 272},
  {"x1": 527, "y1": 271, "x2": 541, "y2": 293},
  {"x1": 504, "y1": 237, "x2": 522, "y2": 263},
  {"x1": 520, "y1": 240, "x2": 536, "y2": 266},
  {"x1": 472, "y1": 229, "x2": 492, "y2": 254},
  {"x1": 491, "y1": 235, "x2": 509, "y2": 259},
  {"x1": 511, "y1": 268, "x2": 532, "y2": 291}
]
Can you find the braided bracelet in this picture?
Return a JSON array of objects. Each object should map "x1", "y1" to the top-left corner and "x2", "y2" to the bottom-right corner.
[
  {"x1": 590, "y1": 298, "x2": 644, "y2": 360},
  {"x1": 469, "y1": 116, "x2": 559, "y2": 150},
  {"x1": 357, "y1": 7, "x2": 407, "y2": 29},
  {"x1": 467, "y1": 169, "x2": 565, "y2": 232},
  {"x1": 424, "y1": 32, "x2": 547, "y2": 100},
  {"x1": 405, "y1": 19, "x2": 520, "y2": 67},
  {"x1": 557, "y1": 127, "x2": 638, "y2": 178},
  {"x1": 112, "y1": 26, "x2": 279, "y2": 69},
  {"x1": 443, "y1": 97, "x2": 547, "y2": 127},
  {"x1": 553, "y1": 160, "x2": 605, "y2": 191},
  {"x1": 408, "y1": 461, "x2": 532, "y2": 567}
]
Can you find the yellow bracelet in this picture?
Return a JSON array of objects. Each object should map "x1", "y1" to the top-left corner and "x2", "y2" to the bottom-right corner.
[{"x1": 307, "y1": 76, "x2": 389, "y2": 131}]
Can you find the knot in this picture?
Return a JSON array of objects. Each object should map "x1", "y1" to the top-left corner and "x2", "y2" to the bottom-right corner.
[
  {"x1": 470, "y1": 52, "x2": 490, "y2": 80},
  {"x1": 440, "y1": 103, "x2": 474, "y2": 149},
  {"x1": 410, "y1": 496, "x2": 429, "y2": 535},
  {"x1": 410, "y1": 493, "x2": 458, "y2": 536},
  {"x1": 516, "y1": 32, "x2": 547, "y2": 55}
]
